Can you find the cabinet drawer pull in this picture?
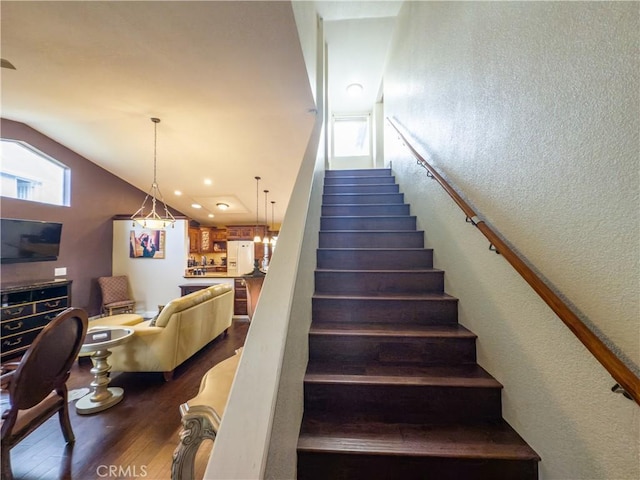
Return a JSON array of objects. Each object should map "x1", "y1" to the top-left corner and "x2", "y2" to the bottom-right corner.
[
  {"x1": 44, "y1": 300, "x2": 62, "y2": 308},
  {"x1": 44, "y1": 314, "x2": 56, "y2": 321},
  {"x1": 5, "y1": 321, "x2": 23, "y2": 331},
  {"x1": 4, "y1": 306, "x2": 24, "y2": 316},
  {"x1": 3, "y1": 337, "x2": 23, "y2": 347}
]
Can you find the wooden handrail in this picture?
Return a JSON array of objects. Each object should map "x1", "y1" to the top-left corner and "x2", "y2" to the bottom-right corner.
[{"x1": 387, "y1": 116, "x2": 640, "y2": 405}]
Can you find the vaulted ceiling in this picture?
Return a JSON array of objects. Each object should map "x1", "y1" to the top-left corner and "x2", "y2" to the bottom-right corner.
[{"x1": 1, "y1": 1, "x2": 401, "y2": 226}]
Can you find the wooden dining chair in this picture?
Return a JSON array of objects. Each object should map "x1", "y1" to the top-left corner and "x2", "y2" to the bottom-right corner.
[
  {"x1": 0, "y1": 307, "x2": 88, "y2": 480},
  {"x1": 98, "y1": 275, "x2": 136, "y2": 316}
]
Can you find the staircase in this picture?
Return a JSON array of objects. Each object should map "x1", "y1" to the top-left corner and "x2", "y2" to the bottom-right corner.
[{"x1": 297, "y1": 168, "x2": 540, "y2": 480}]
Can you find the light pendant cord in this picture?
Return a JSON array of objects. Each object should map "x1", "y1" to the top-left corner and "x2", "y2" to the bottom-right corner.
[
  {"x1": 254, "y1": 176, "x2": 261, "y2": 242},
  {"x1": 264, "y1": 189, "x2": 269, "y2": 242},
  {"x1": 130, "y1": 117, "x2": 175, "y2": 228}
]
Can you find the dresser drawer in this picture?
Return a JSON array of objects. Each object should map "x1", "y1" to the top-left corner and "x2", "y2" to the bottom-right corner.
[
  {"x1": 1, "y1": 291, "x2": 31, "y2": 306},
  {"x1": 35, "y1": 296, "x2": 69, "y2": 313},
  {"x1": 1, "y1": 309, "x2": 65, "y2": 337},
  {"x1": 33, "y1": 285, "x2": 68, "y2": 301},
  {"x1": 1, "y1": 328, "x2": 43, "y2": 356},
  {"x1": 1, "y1": 304, "x2": 33, "y2": 321}
]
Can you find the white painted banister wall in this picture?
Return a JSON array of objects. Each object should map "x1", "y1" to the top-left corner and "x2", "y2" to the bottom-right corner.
[
  {"x1": 204, "y1": 118, "x2": 323, "y2": 479},
  {"x1": 205, "y1": 7, "x2": 324, "y2": 474}
]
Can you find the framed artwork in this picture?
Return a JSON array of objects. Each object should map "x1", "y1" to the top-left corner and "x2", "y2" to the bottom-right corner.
[{"x1": 130, "y1": 230, "x2": 165, "y2": 259}]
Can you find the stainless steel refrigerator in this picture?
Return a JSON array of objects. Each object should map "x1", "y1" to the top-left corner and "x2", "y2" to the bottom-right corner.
[{"x1": 226, "y1": 241, "x2": 254, "y2": 276}]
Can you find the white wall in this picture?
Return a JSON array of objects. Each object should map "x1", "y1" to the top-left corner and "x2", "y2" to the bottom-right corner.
[
  {"x1": 205, "y1": 4, "x2": 323, "y2": 477},
  {"x1": 112, "y1": 219, "x2": 189, "y2": 317},
  {"x1": 385, "y1": 2, "x2": 638, "y2": 479}
]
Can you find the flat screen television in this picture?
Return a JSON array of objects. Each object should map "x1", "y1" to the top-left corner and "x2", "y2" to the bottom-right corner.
[{"x1": 0, "y1": 218, "x2": 63, "y2": 264}]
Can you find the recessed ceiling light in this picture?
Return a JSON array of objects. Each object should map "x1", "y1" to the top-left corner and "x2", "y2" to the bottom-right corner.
[
  {"x1": 174, "y1": 190, "x2": 182, "y2": 196},
  {"x1": 216, "y1": 202, "x2": 230, "y2": 210},
  {"x1": 346, "y1": 83, "x2": 363, "y2": 96},
  {"x1": 204, "y1": 178, "x2": 212, "y2": 186},
  {"x1": 208, "y1": 213, "x2": 215, "y2": 218},
  {"x1": 191, "y1": 203, "x2": 202, "y2": 209}
]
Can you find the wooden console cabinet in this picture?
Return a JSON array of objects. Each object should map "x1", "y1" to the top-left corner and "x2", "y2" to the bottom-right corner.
[
  {"x1": 1, "y1": 279, "x2": 72, "y2": 362},
  {"x1": 178, "y1": 280, "x2": 247, "y2": 316},
  {"x1": 234, "y1": 278, "x2": 247, "y2": 316}
]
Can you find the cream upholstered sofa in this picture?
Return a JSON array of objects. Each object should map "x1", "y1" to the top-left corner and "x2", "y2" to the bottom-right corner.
[
  {"x1": 171, "y1": 347, "x2": 242, "y2": 479},
  {"x1": 90, "y1": 284, "x2": 233, "y2": 380}
]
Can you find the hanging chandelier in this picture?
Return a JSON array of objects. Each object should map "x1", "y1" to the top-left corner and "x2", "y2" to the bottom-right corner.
[
  {"x1": 131, "y1": 117, "x2": 176, "y2": 229},
  {"x1": 253, "y1": 176, "x2": 262, "y2": 243}
]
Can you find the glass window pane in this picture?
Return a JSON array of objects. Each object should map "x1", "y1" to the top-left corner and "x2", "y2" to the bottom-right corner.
[
  {"x1": 333, "y1": 116, "x2": 370, "y2": 157},
  {"x1": 0, "y1": 140, "x2": 69, "y2": 206}
]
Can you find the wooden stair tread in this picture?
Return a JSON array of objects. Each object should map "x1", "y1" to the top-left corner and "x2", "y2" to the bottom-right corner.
[
  {"x1": 320, "y1": 215, "x2": 415, "y2": 219},
  {"x1": 298, "y1": 419, "x2": 540, "y2": 461},
  {"x1": 313, "y1": 292, "x2": 458, "y2": 301},
  {"x1": 309, "y1": 322, "x2": 476, "y2": 338},
  {"x1": 322, "y1": 203, "x2": 405, "y2": 207},
  {"x1": 315, "y1": 268, "x2": 443, "y2": 274},
  {"x1": 321, "y1": 229, "x2": 423, "y2": 233},
  {"x1": 317, "y1": 247, "x2": 432, "y2": 252},
  {"x1": 305, "y1": 364, "x2": 502, "y2": 388}
]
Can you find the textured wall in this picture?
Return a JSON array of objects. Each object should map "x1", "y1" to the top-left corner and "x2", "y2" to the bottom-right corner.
[
  {"x1": 1, "y1": 119, "x2": 153, "y2": 315},
  {"x1": 385, "y1": 2, "x2": 638, "y2": 479}
]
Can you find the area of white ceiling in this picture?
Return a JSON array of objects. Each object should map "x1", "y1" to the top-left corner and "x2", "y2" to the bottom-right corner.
[
  {"x1": 325, "y1": 16, "x2": 398, "y2": 114},
  {"x1": 0, "y1": 1, "x2": 401, "y2": 226}
]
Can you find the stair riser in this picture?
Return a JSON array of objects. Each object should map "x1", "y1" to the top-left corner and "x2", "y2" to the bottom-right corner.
[
  {"x1": 325, "y1": 168, "x2": 391, "y2": 178},
  {"x1": 312, "y1": 297, "x2": 458, "y2": 325},
  {"x1": 308, "y1": 335, "x2": 476, "y2": 365},
  {"x1": 317, "y1": 249, "x2": 434, "y2": 270},
  {"x1": 297, "y1": 452, "x2": 538, "y2": 480},
  {"x1": 315, "y1": 271, "x2": 444, "y2": 295},
  {"x1": 323, "y1": 184, "x2": 400, "y2": 194},
  {"x1": 319, "y1": 231, "x2": 424, "y2": 248},
  {"x1": 321, "y1": 216, "x2": 416, "y2": 231},
  {"x1": 303, "y1": 383, "x2": 502, "y2": 424},
  {"x1": 322, "y1": 204, "x2": 410, "y2": 216},
  {"x1": 324, "y1": 176, "x2": 396, "y2": 185},
  {"x1": 323, "y1": 193, "x2": 405, "y2": 205}
]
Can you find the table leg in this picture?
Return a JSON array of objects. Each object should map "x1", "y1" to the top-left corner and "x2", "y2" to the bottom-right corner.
[{"x1": 76, "y1": 348, "x2": 124, "y2": 414}]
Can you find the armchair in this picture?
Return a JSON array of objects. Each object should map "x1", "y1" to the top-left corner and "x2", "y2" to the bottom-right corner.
[
  {"x1": 98, "y1": 275, "x2": 136, "y2": 316},
  {"x1": 1, "y1": 307, "x2": 88, "y2": 480}
]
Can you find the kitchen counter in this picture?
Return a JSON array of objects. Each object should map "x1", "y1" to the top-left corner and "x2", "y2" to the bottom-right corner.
[{"x1": 184, "y1": 273, "x2": 232, "y2": 278}]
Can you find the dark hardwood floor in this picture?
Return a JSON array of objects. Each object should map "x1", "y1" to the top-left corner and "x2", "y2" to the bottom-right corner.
[{"x1": 6, "y1": 318, "x2": 249, "y2": 480}]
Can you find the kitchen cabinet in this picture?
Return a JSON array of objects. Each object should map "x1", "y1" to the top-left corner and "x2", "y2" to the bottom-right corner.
[
  {"x1": 234, "y1": 278, "x2": 247, "y2": 315},
  {"x1": 190, "y1": 227, "x2": 227, "y2": 254},
  {"x1": 179, "y1": 283, "x2": 209, "y2": 297},
  {"x1": 210, "y1": 228, "x2": 227, "y2": 241},
  {"x1": 200, "y1": 227, "x2": 212, "y2": 253},
  {"x1": 188, "y1": 227, "x2": 200, "y2": 253},
  {"x1": 1, "y1": 280, "x2": 72, "y2": 362},
  {"x1": 226, "y1": 225, "x2": 255, "y2": 241}
]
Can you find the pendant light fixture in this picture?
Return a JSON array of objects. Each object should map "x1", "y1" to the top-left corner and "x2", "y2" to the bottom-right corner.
[
  {"x1": 263, "y1": 189, "x2": 270, "y2": 243},
  {"x1": 270, "y1": 200, "x2": 277, "y2": 246},
  {"x1": 131, "y1": 118, "x2": 175, "y2": 229},
  {"x1": 253, "y1": 176, "x2": 262, "y2": 243}
]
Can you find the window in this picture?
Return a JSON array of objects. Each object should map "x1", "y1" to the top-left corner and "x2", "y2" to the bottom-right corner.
[
  {"x1": 16, "y1": 178, "x2": 37, "y2": 200},
  {"x1": 0, "y1": 139, "x2": 70, "y2": 206},
  {"x1": 332, "y1": 115, "x2": 371, "y2": 157}
]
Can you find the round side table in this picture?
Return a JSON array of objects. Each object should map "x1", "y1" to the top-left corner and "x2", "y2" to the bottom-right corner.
[{"x1": 76, "y1": 327, "x2": 134, "y2": 415}]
